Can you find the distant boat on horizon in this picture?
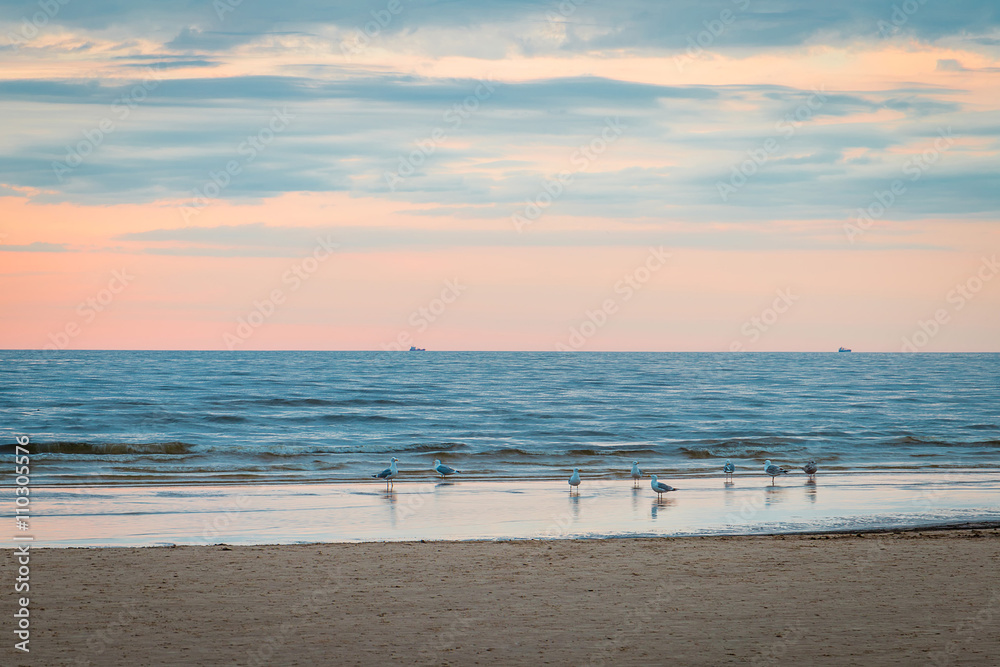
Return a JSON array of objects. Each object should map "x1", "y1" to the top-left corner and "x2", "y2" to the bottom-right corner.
[
  {"x1": 838, "y1": 346, "x2": 852, "y2": 353},
  {"x1": 409, "y1": 345, "x2": 426, "y2": 352}
]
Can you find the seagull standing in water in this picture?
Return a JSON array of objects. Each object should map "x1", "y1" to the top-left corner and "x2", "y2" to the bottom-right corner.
[
  {"x1": 763, "y1": 460, "x2": 788, "y2": 486},
  {"x1": 372, "y1": 457, "x2": 398, "y2": 490},
  {"x1": 650, "y1": 475, "x2": 677, "y2": 498},
  {"x1": 568, "y1": 468, "x2": 581, "y2": 494},
  {"x1": 723, "y1": 459, "x2": 735, "y2": 481},
  {"x1": 433, "y1": 459, "x2": 459, "y2": 479},
  {"x1": 802, "y1": 460, "x2": 818, "y2": 481},
  {"x1": 630, "y1": 461, "x2": 642, "y2": 487}
]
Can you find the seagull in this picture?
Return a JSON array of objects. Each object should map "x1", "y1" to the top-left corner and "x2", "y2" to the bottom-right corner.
[
  {"x1": 723, "y1": 459, "x2": 735, "y2": 481},
  {"x1": 568, "y1": 468, "x2": 581, "y2": 493},
  {"x1": 630, "y1": 461, "x2": 642, "y2": 487},
  {"x1": 433, "y1": 459, "x2": 459, "y2": 479},
  {"x1": 372, "y1": 457, "x2": 398, "y2": 489},
  {"x1": 650, "y1": 475, "x2": 677, "y2": 498},
  {"x1": 763, "y1": 460, "x2": 788, "y2": 486},
  {"x1": 802, "y1": 460, "x2": 818, "y2": 480}
]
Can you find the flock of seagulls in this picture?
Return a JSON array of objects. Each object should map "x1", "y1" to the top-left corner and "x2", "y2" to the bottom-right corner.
[{"x1": 372, "y1": 456, "x2": 820, "y2": 493}]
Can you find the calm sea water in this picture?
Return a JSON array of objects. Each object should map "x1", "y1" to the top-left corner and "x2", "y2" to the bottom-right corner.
[{"x1": 1, "y1": 351, "x2": 998, "y2": 485}]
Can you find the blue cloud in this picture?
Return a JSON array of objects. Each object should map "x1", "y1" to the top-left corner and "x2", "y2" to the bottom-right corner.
[{"x1": 0, "y1": 242, "x2": 69, "y2": 252}]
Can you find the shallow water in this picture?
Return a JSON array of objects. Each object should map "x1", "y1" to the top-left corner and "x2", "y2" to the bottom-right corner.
[{"x1": 24, "y1": 472, "x2": 1000, "y2": 546}]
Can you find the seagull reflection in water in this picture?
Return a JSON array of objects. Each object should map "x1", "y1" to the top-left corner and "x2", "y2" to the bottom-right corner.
[
  {"x1": 650, "y1": 497, "x2": 675, "y2": 520},
  {"x1": 763, "y1": 485, "x2": 786, "y2": 507},
  {"x1": 722, "y1": 482, "x2": 737, "y2": 508},
  {"x1": 804, "y1": 479, "x2": 817, "y2": 503},
  {"x1": 383, "y1": 489, "x2": 399, "y2": 528}
]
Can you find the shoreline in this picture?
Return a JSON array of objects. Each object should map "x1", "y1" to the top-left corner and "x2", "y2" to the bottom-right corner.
[
  {"x1": 23, "y1": 520, "x2": 1000, "y2": 550},
  {"x1": 22, "y1": 472, "x2": 1000, "y2": 548},
  {"x1": 24, "y1": 465, "x2": 1000, "y2": 487},
  {"x1": 6, "y1": 528, "x2": 998, "y2": 665}
]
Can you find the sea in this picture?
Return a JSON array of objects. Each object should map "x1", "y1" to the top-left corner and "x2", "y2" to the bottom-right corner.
[{"x1": 3, "y1": 350, "x2": 998, "y2": 487}]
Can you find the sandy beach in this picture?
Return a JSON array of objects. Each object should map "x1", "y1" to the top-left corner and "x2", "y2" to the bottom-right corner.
[{"x1": 6, "y1": 528, "x2": 998, "y2": 666}]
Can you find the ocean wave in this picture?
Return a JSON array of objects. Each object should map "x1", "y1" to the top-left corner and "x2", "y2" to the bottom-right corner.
[
  {"x1": 892, "y1": 435, "x2": 942, "y2": 445},
  {"x1": 888, "y1": 436, "x2": 1000, "y2": 447},
  {"x1": 318, "y1": 414, "x2": 400, "y2": 423},
  {"x1": 7, "y1": 441, "x2": 197, "y2": 455},
  {"x1": 213, "y1": 397, "x2": 412, "y2": 408},
  {"x1": 678, "y1": 443, "x2": 806, "y2": 460},
  {"x1": 396, "y1": 442, "x2": 472, "y2": 453},
  {"x1": 566, "y1": 448, "x2": 661, "y2": 457},
  {"x1": 534, "y1": 429, "x2": 616, "y2": 438},
  {"x1": 471, "y1": 448, "x2": 536, "y2": 457},
  {"x1": 204, "y1": 415, "x2": 247, "y2": 423}
]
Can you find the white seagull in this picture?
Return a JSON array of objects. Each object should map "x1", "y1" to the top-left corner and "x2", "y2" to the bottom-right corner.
[
  {"x1": 433, "y1": 459, "x2": 459, "y2": 479},
  {"x1": 723, "y1": 459, "x2": 736, "y2": 481},
  {"x1": 650, "y1": 475, "x2": 677, "y2": 498},
  {"x1": 763, "y1": 460, "x2": 788, "y2": 485},
  {"x1": 630, "y1": 461, "x2": 642, "y2": 487},
  {"x1": 568, "y1": 468, "x2": 581, "y2": 493},
  {"x1": 372, "y1": 457, "x2": 399, "y2": 489},
  {"x1": 802, "y1": 460, "x2": 818, "y2": 480}
]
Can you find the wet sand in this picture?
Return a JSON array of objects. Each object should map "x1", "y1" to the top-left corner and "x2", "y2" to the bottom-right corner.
[
  {"x1": 5, "y1": 528, "x2": 999, "y2": 666},
  {"x1": 32, "y1": 472, "x2": 1000, "y2": 546}
]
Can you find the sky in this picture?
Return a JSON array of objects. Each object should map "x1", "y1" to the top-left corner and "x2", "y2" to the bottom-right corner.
[{"x1": 1, "y1": 0, "x2": 998, "y2": 352}]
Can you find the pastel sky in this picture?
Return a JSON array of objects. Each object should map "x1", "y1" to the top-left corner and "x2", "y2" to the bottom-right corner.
[{"x1": 1, "y1": 0, "x2": 998, "y2": 351}]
